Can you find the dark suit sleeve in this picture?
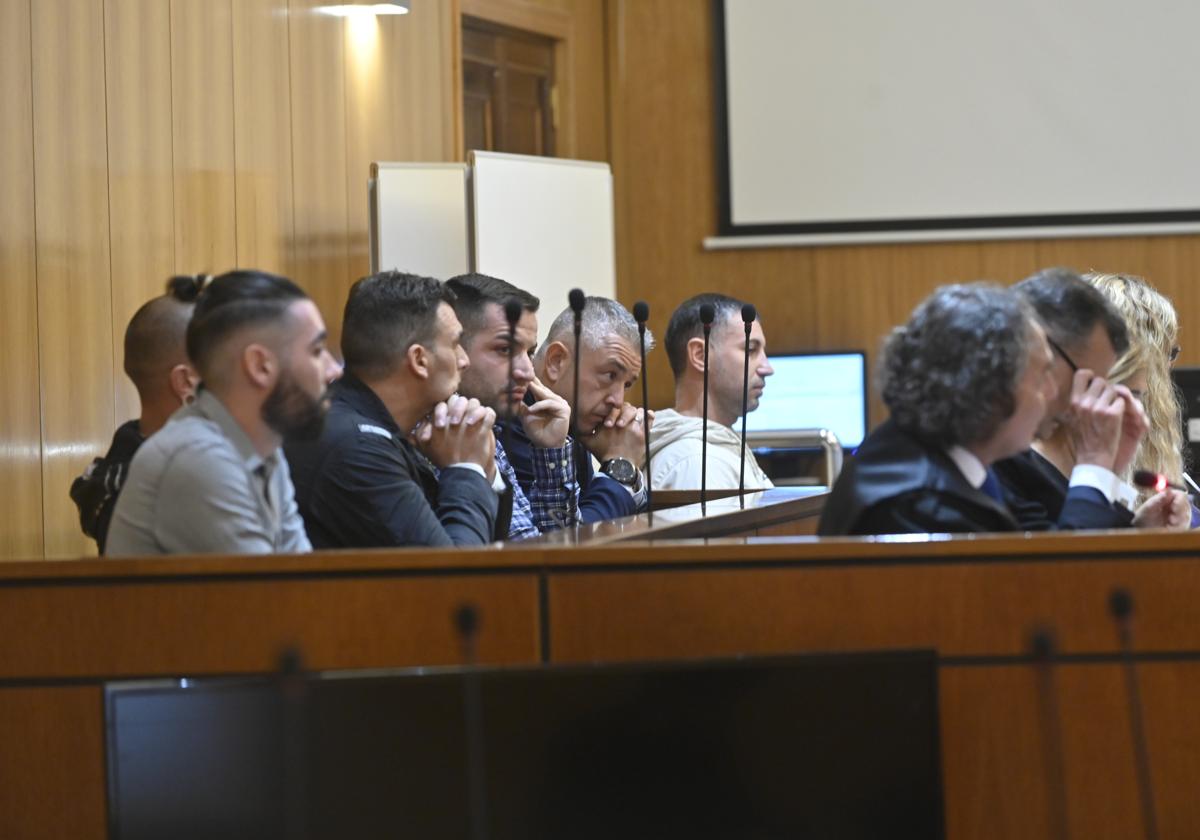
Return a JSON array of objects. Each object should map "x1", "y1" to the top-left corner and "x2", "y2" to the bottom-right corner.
[
  {"x1": 1058, "y1": 486, "x2": 1134, "y2": 530},
  {"x1": 577, "y1": 458, "x2": 638, "y2": 524},
  {"x1": 317, "y1": 435, "x2": 498, "y2": 547},
  {"x1": 999, "y1": 475, "x2": 1133, "y2": 531}
]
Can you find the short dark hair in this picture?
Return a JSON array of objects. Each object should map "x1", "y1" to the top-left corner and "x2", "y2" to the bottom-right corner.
[
  {"x1": 123, "y1": 276, "x2": 202, "y2": 393},
  {"x1": 445, "y1": 273, "x2": 539, "y2": 338},
  {"x1": 341, "y1": 270, "x2": 456, "y2": 379},
  {"x1": 186, "y1": 270, "x2": 309, "y2": 379},
  {"x1": 664, "y1": 293, "x2": 748, "y2": 378},
  {"x1": 882, "y1": 283, "x2": 1037, "y2": 447},
  {"x1": 1014, "y1": 267, "x2": 1129, "y2": 357}
]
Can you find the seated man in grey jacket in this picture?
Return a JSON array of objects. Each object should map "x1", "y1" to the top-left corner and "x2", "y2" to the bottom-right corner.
[
  {"x1": 285, "y1": 271, "x2": 506, "y2": 548},
  {"x1": 649, "y1": 293, "x2": 775, "y2": 490},
  {"x1": 107, "y1": 270, "x2": 343, "y2": 556}
]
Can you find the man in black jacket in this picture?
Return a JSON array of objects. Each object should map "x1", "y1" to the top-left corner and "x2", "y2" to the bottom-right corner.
[
  {"x1": 286, "y1": 272, "x2": 505, "y2": 548},
  {"x1": 70, "y1": 276, "x2": 200, "y2": 553}
]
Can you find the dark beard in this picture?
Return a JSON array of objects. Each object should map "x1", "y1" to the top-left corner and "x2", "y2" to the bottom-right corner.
[{"x1": 262, "y1": 372, "x2": 327, "y2": 441}]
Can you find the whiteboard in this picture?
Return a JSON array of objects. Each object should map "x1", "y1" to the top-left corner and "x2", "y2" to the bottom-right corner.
[
  {"x1": 716, "y1": 0, "x2": 1200, "y2": 243},
  {"x1": 470, "y1": 151, "x2": 616, "y2": 335},
  {"x1": 369, "y1": 162, "x2": 470, "y2": 278}
]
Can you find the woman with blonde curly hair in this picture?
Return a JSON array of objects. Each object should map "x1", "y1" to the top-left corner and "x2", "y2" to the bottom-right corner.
[{"x1": 1083, "y1": 273, "x2": 1187, "y2": 496}]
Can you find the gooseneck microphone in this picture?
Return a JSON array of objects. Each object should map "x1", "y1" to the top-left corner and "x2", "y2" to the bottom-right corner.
[
  {"x1": 738, "y1": 303, "x2": 756, "y2": 507},
  {"x1": 633, "y1": 301, "x2": 653, "y2": 524},
  {"x1": 699, "y1": 303, "x2": 715, "y2": 514},
  {"x1": 454, "y1": 603, "x2": 490, "y2": 840},
  {"x1": 503, "y1": 298, "x2": 522, "y2": 461},
  {"x1": 1029, "y1": 627, "x2": 1069, "y2": 840},
  {"x1": 1109, "y1": 588, "x2": 1159, "y2": 840},
  {"x1": 568, "y1": 289, "x2": 587, "y2": 491}
]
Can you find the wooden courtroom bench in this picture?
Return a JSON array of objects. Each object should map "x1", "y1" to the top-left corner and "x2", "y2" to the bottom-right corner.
[{"x1": 2, "y1": 492, "x2": 1199, "y2": 838}]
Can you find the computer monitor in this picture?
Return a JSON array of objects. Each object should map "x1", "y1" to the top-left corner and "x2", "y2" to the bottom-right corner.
[
  {"x1": 107, "y1": 652, "x2": 943, "y2": 839},
  {"x1": 743, "y1": 351, "x2": 868, "y2": 448}
]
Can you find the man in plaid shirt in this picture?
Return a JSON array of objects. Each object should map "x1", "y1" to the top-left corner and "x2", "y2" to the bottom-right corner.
[{"x1": 447, "y1": 274, "x2": 578, "y2": 538}]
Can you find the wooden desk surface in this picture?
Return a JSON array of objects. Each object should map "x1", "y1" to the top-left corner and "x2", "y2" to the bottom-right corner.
[{"x1": 5, "y1": 530, "x2": 1200, "y2": 838}]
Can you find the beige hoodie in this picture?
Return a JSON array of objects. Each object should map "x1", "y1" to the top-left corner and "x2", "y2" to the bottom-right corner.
[{"x1": 648, "y1": 408, "x2": 774, "y2": 491}]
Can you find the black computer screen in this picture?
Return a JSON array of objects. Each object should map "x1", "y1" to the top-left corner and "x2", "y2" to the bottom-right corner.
[{"x1": 107, "y1": 652, "x2": 943, "y2": 840}]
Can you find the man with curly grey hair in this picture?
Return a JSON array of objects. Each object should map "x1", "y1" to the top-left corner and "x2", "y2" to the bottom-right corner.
[{"x1": 819, "y1": 283, "x2": 1059, "y2": 535}]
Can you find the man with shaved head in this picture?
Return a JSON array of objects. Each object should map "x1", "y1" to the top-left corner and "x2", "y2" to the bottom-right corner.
[
  {"x1": 71, "y1": 276, "x2": 201, "y2": 553},
  {"x1": 107, "y1": 270, "x2": 342, "y2": 556}
]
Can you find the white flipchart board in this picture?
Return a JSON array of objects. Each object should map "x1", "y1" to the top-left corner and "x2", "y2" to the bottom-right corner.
[
  {"x1": 470, "y1": 152, "x2": 617, "y2": 335},
  {"x1": 369, "y1": 162, "x2": 470, "y2": 278}
]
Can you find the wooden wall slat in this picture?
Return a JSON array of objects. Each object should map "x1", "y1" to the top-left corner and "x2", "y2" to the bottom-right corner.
[
  {"x1": 0, "y1": 687, "x2": 106, "y2": 840},
  {"x1": 0, "y1": 0, "x2": 44, "y2": 560},
  {"x1": 289, "y1": 0, "x2": 350, "y2": 353},
  {"x1": 170, "y1": 0, "x2": 237, "y2": 275},
  {"x1": 31, "y1": 0, "x2": 113, "y2": 559},
  {"x1": 232, "y1": 0, "x2": 295, "y2": 275},
  {"x1": 345, "y1": 1, "x2": 457, "y2": 285},
  {"x1": 105, "y1": 0, "x2": 176, "y2": 424}
]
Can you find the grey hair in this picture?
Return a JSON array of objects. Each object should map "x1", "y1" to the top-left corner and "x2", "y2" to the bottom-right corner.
[
  {"x1": 536, "y1": 296, "x2": 655, "y2": 359},
  {"x1": 881, "y1": 283, "x2": 1038, "y2": 447}
]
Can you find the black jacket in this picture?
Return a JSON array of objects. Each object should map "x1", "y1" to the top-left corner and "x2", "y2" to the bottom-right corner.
[
  {"x1": 70, "y1": 419, "x2": 144, "y2": 554},
  {"x1": 818, "y1": 419, "x2": 1018, "y2": 536},
  {"x1": 992, "y1": 449, "x2": 1133, "y2": 531},
  {"x1": 285, "y1": 374, "x2": 506, "y2": 548},
  {"x1": 503, "y1": 397, "x2": 638, "y2": 525}
]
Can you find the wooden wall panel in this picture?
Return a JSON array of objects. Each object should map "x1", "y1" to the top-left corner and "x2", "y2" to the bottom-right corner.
[
  {"x1": 607, "y1": 0, "x2": 1200, "y2": 415},
  {"x1": 171, "y1": 0, "x2": 237, "y2": 275},
  {"x1": 0, "y1": 687, "x2": 106, "y2": 840},
  {"x1": 105, "y1": 0, "x2": 176, "y2": 425},
  {"x1": 232, "y1": 0, "x2": 294, "y2": 276},
  {"x1": 31, "y1": 0, "x2": 113, "y2": 559},
  {"x1": 289, "y1": 0, "x2": 350, "y2": 353},
  {"x1": 0, "y1": 0, "x2": 43, "y2": 561},
  {"x1": 344, "y1": 1, "x2": 456, "y2": 286}
]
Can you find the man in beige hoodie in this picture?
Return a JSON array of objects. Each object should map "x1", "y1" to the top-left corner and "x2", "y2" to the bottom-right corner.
[{"x1": 649, "y1": 294, "x2": 775, "y2": 490}]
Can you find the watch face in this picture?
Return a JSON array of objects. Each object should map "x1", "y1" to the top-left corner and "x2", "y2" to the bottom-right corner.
[{"x1": 603, "y1": 458, "x2": 637, "y2": 484}]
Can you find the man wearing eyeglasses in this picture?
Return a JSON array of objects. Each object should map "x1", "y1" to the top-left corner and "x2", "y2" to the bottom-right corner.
[{"x1": 993, "y1": 268, "x2": 1188, "y2": 530}]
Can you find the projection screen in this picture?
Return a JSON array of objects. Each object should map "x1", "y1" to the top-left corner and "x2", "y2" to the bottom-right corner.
[{"x1": 712, "y1": 0, "x2": 1200, "y2": 245}]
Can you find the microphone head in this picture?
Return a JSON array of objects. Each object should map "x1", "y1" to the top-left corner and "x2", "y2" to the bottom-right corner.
[
  {"x1": 632, "y1": 301, "x2": 650, "y2": 323},
  {"x1": 741, "y1": 303, "x2": 757, "y2": 324},
  {"x1": 454, "y1": 603, "x2": 481, "y2": 639},
  {"x1": 1132, "y1": 469, "x2": 1168, "y2": 492},
  {"x1": 1108, "y1": 588, "x2": 1134, "y2": 621},
  {"x1": 699, "y1": 303, "x2": 716, "y2": 328},
  {"x1": 568, "y1": 288, "x2": 586, "y2": 315},
  {"x1": 503, "y1": 298, "x2": 523, "y2": 328}
]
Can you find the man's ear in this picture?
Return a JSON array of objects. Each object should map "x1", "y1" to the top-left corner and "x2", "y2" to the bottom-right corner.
[
  {"x1": 168, "y1": 363, "x2": 199, "y2": 404},
  {"x1": 242, "y1": 343, "x2": 278, "y2": 390},
  {"x1": 406, "y1": 342, "x2": 430, "y2": 381},
  {"x1": 542, "y1": 340, "x2": 570, "y2": 385},
  {"x1": 686, "y1": 336, "x2": 706, "y2": 374}
]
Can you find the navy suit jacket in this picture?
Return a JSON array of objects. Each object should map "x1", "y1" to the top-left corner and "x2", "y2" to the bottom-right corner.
[{"x1": 993, "y1": 449, "x2": 1134, "y2": 531}]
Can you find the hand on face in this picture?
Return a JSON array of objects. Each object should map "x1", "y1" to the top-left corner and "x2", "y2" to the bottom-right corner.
[
  {"x1": 1066, "y1": 370, "x2": 1132, "y2": 471},
  {"x1": 1133, "y1": 488, "x2": 1191, "y2": 530},
  {"x1": 1111, "y1": 383, "x2": 1149, "y2": 476},
  {"x1": 580, "y1": 402, "x2": 654, "y2": 466},
  {"x1": 518, "y1": 376, "x2": 571, "y2": 449},
  {"x1": 412, "y1": 394, "x2": 497, "y2": 480}
]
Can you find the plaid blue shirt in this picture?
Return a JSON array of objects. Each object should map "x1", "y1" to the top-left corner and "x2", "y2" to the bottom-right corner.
[{"x1": 497, "y1": 436, "x2": 577, "y2": 540}]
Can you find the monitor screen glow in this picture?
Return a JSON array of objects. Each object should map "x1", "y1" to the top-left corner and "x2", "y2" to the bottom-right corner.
[{"x1": 742, "y1": 352, "x2": 867, "y2": 448}]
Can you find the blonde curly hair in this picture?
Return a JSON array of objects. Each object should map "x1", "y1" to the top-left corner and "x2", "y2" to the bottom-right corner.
[{"x1": 1083, "y1": 272, "x2": 1184, "y2": 492}]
